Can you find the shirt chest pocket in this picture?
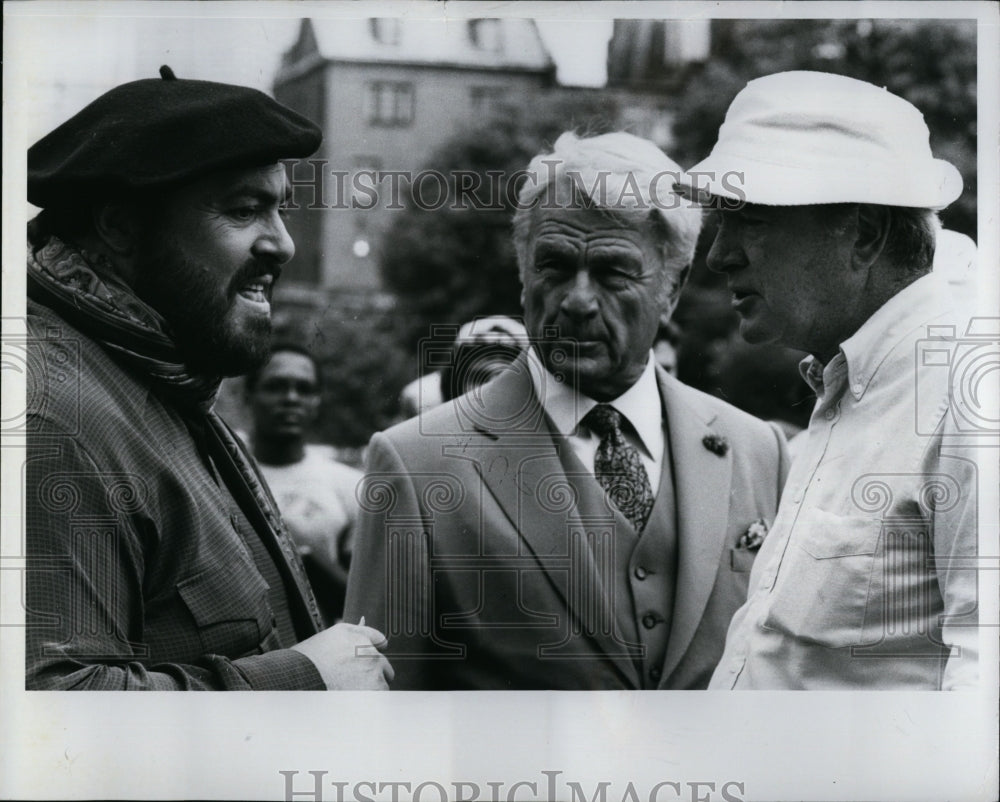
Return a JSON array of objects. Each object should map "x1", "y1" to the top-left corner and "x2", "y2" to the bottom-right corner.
[
  {"x1": 177, "y1": 565, "x2": 274, "y2": 659},
  {"x1": 762, "y1": 511, "x2": 882, "y2": 649}
]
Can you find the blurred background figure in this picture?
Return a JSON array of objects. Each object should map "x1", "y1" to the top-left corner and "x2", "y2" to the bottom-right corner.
[
  {"x1": 246, "y1": 344, "x2": 363, "y2": 625},
  {"x1": 398, "y1": 369, "x2": 443, "y2": 420},
  {"x1": 397, "y1": 315, "x2": 528, "y2": 417},
  {"x1": 652, "y1": 318, "x2": 682, "y2": 376},
  {"x1": 440, "y1": 316, "x2": 528, "y2": 401}
]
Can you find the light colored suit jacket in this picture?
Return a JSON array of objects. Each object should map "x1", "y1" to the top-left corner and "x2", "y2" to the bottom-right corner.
[{"x1": 345, "y1": 357, "x2": 788, "y2": 689}]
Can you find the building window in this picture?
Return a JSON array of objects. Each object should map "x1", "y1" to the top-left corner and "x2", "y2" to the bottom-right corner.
[
  {"x1": 365, "y1": 82, "x2": 414, "y2": 127},
  {"x1": 468, "y1": 19, "x2": 502, "y2": 51},
  {"x1": 470, "y1": 86, "x2": 514, "y2": 120},
  {"x1": 369, "y1": 18, "x2": 401, "y2": 45}
]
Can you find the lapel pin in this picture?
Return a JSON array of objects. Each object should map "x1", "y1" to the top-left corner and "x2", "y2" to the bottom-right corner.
[
  {"x1": 702, "y1": 433, "x2": 729, "y2": 456},
  {"x1": 737, "y1": 518, "x2": 769, "y2": 551}
]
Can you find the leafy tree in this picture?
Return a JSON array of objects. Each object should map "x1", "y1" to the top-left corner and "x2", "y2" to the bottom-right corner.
[{"x1": 282, "y1": 307, "x2": 412, "y2": 448}]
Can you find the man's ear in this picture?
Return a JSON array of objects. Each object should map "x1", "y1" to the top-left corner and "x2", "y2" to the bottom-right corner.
[
  {"x1": 852, "y1": 204, "x2": 891, "y2": 272},
  {"x1": 91, "y1": 201, "x2": 141, "y2": 257}
]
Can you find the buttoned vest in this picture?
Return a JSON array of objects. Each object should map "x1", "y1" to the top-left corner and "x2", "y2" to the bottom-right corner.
[{"x1": 554, "y1": 405, "x2": 678, "y2": 689}]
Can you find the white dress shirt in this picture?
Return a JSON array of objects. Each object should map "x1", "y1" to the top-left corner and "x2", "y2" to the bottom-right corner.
[{"x1": 526, "y1": 346, "x2": 665, "y2": 489}]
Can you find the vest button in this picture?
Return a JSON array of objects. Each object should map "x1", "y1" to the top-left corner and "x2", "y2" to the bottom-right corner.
[
  {"x1": 642, "y1": 613, "x2": 658, "y2": 629},
  {"x1": 649, "y1": 666, "x2": 662, "y2": 683},
  {"x1": 634, "y1": 566, "x2": 648, "y2": 580}
]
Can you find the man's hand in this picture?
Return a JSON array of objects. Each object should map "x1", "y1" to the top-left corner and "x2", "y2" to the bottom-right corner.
[{"x1": 291, "y1": 622, "x2": 394, "y2": 690}]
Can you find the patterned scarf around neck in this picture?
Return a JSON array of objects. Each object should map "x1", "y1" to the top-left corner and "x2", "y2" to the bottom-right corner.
[{"x1": 26, "y1": 232, "x2": 221, "y2": 412}]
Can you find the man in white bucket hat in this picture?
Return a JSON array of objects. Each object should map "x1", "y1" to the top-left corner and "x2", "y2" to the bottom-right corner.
[{"x1": 676, "y1": 71, "x2": 981, "y2": 690}]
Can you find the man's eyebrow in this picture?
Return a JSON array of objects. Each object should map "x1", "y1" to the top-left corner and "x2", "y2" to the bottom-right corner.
[
  {"x1": 218, "y1": 184, "x2": 286, "y2": 204},
  {"x1": 533, "y1": 240, "x2": 578, "y2": 258}
]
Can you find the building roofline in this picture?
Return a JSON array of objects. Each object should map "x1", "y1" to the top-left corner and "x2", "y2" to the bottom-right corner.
[{"x1": 276, "y1": 54, "x2": 555, "y2": 88}]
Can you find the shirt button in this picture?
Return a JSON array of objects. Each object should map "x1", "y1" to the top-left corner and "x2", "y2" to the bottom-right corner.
[
  {"x1": 824, "y1": 409, "x2": 836, "y2": 420},
  {"x1": 634, "y1": 566, "x2": 648, "y2": 581},
  {"x1": 852, "y1": 382, "x2": 863, "y2": 394},
  {"x1": 642, "y1": 613, "x2": 658, "y2": 630},
  {"x1": 649, "y1": 666, "x2": 662, "y2": 683}
]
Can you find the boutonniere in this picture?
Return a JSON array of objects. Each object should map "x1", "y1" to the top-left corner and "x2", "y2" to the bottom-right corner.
[
  {"x1": 737, "y1": 518, "x2": 769, "y2": 551},
  {"x1": 702, "y1": 433, "x2": 729, "y2": 456}
]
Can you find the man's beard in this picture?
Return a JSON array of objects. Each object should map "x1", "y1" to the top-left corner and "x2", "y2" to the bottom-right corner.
[{"x1": 133, "y1": 235, "x2": 273, "y2": 378}]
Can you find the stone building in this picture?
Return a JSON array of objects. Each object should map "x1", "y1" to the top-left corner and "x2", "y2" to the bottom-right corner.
[{"x1": 273, "y1": 18, "x2": 555, "y2": 299}]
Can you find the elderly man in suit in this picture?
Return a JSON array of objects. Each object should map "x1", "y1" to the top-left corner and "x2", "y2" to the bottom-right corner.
[{"x1": 345, "y1": 132, "x2": 789, "y2": 689}]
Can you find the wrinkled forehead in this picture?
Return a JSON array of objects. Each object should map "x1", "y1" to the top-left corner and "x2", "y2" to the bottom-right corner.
[{"x1": 527, "y1": 200, "x2": 665, "y2": 250}]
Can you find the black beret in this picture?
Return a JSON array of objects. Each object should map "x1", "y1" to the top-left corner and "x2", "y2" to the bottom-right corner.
[{"x1": 28, "y1": 65, "x2": 322, "y2": 208}]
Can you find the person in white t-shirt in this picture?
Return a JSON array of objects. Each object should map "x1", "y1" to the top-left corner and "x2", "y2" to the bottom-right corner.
[{"x1": 247, "y1": 344, "x2": 364, "y2": 625}]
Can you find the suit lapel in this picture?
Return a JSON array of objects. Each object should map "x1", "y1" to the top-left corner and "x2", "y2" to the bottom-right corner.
[
  {"x1": 456, "y1": 356, "x2": 640, "y2": 685},
  {"x1": 656, "y1": 370, "x2": 733, "y2": 682},
  {"x1": 455, "y1": 356, "x2": 576, "y2": 561}
]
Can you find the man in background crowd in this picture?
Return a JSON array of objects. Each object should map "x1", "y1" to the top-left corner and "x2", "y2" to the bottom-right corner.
[
  {"x1": 652, "y1": 318, "x2": 682, "y2": 376},
  {"x1": 677, "y1": 70, "x2": 981, "y2": 689},
  {"x1": 439, "y1": 316, "x2": 528, "y2": 401},
  {"x1": 25, "y1": 67, "x2": 392, "y2": 689},
  {"x1": 398, "y1": 315, "x2": 528, "y2": 418},
  {"x1": 346, "y1": 131, "x2": 789, "y2": 690},
  {"x1": 247, "y1": 344, "x2": 364, "y2": 625}
]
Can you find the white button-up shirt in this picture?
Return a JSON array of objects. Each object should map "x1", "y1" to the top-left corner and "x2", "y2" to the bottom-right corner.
[
  {"x1": 526, "y1": 346, "x2": 665, "y2": 488},
  {"x1": 710, "y1": 272, "x2": 981, "y2": 689}
]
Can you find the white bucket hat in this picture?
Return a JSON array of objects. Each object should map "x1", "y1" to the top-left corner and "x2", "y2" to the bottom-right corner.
[{"x1": 675, "y1": 70, "x2": 963, "y2": 209}]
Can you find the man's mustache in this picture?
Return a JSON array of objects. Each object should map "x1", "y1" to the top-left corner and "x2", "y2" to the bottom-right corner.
[{"x1": 228, "y1": 261, "x2": 282, "y2": 295}]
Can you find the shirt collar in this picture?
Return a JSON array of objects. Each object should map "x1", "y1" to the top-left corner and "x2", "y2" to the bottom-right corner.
[
  {"x1": 799, "y1": 272, "x2": 952, "y2": 402},
  {"x1": 527, "y1": 346, "x2": 663, "y2": 462}
]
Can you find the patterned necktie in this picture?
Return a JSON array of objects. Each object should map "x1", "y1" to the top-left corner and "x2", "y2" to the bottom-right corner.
[{"x1": 583, "y1": 404, "x2": 655, "y2": 531}]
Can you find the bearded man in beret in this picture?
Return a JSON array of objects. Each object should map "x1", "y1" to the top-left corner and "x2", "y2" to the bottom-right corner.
[{"x1": 24, "y1": 67, "x2": 393, "y2": 690}]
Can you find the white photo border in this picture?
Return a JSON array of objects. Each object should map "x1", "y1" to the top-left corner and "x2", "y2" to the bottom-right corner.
[{"x1": 2, "y1": 2, "x2": 997, "y2": 800}]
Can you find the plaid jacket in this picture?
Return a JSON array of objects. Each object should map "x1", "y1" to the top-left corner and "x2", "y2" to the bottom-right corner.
[{"x1": 25, "y1": 299, "x2": 324, "y2": 690}]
